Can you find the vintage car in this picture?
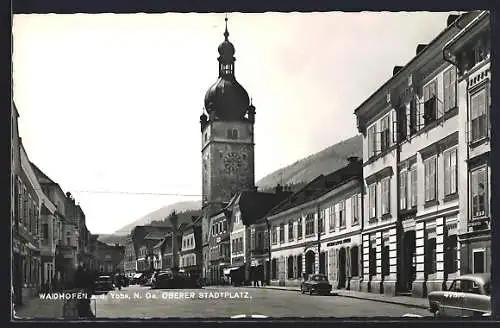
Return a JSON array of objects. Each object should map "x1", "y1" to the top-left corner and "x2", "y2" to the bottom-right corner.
[
  {"x1": 300, "y1": 274, "x2": 332, "y2": 295},
  {"x1": 428, "y1": 273, "x2": 491, "y2": 317},
  {"x1": 93, "y1": 275, "x2": 115, "y2": 294},
  {"x1": 152, "y1": 272, "x2": 202, "y2": 289}
]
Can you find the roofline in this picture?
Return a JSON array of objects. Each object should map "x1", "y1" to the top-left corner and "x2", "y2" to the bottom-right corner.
[
  {"x1": 353, "y1": 11, "x2": 470, "y2": 116},
  {"x1": 443, "y1": 10, "x2": 490, "y2": 51}
]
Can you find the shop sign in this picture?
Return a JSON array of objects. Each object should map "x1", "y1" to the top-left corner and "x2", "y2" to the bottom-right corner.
[{"x1": 468, "y1": 217, "x2": 490, "y2": 229}]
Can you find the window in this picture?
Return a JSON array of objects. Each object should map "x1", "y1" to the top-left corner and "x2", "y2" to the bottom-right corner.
[
  {"x1": 443, "y1": 67, "x2": 457, "y2": 111},
  {"x1": 425, "y1": 237, "x2": 437, "y2": 275},
  {"x1": 351, "y1": 195, "x2": 360, "y2": 226},
  {"x1": 339, "y1": 201, "x2": 346, "y2": 227},
  {"x1": 470, "y1": 89, "x2": 488, "y2": 142},
  {"x1": 351, "y1": 246, "x2": 359, "y2": 277},
  {"x1": 382, "y1": 244, "x2": 390, "y2": 276},
  {"x1": 381, "y1": 178, "x2": 390, "y2": 215},
  {"x1": 328, "y1": 206, "x2": 335, "y2": 231},
  {"x1": 368, "y1": 125, "x2": 377, "y2": 158},
  {"x1": 279, "y1": 223, "x2": 285, "y2": 243},
  {"x1": 66, "y1": 237, "x2": 71, "y2": 246},
  {"x1": 305, "y1": 214, "x2": 315, "y2": 236},
  {"x1": 444, "y1": 149, "x2": 458, "y2": 196},
  {"x1": 288, "y1": 221, "x2": 294, "y2": 241},
  {"x1": 424, "y1": 157, "x2": 437, "y2": 202},
  {"x1": 380, "y1": 115, "x2": 390, "y2": 152},
  {"x1": 471, "y1": 167, "x2": 487, "y2": 218},
  {"x1": 42, "y1": 224, "x2": 49, "y2": 243},
  {"x1": 410, "y1": 167, "x2": 417, "y2": 207},
  {"x1": 227, "y1": 129, "x2": 238, "y2": 139},
  {"x1": 287, "y1": 256, "x2": 294, "y2": 279},
  {"x1": 271, "y1": 225, "x2": 277, "y2": 245},
  {"x1": 318, "y1": 210, "x2": 325, "y2": 233},
  {"x1": 399, "y1": 171, "x2": 408, "y2": 210},
  {"x1": 369, "y1": 244, "x2": 376, "y2": 276},
  {"x1": 368, "y1": 184, "x2": 377, "y2": 219},
  {"x1": 423, "y1": 81, "x2": 438, "y2": 125},
  {"x1": 297, "y1": 218, "x2": 303, "y2": 239},
  {"x1": 444, "y1": 234, "x2": 458, "y2": 274},
  {"x1": 297, "y1": 255, "x2": 303, "y2": 278},
  {"x1": 271, "y1": 259, "x2": 277, "y2": 280},
  {"x1": 473, "y1": 249, "x2": 485, "y2": 274}
]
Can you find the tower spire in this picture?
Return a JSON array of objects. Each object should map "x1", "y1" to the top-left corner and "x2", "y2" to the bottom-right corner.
[{"x1": 224, "y1": 15, "x2": 229, "y2": 40}]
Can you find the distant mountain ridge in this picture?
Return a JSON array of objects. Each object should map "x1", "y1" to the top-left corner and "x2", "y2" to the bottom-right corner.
[
  {"x1": 99, "y1": 135, "x2": 362, "y2": 244},
  {"x1": 256, "y1": 135, "x2": 363, "y2": 191}
]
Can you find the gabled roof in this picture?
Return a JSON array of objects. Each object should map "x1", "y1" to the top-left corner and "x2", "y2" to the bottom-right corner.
[
  {"x1": 232, "y1": 190, "x2": 293, "y2": 226},
  {"x1": 266, "y1": 159, "x2": 363, "y2": 218},
  {"x1": 30, "y1": 162, "x2": 56, "y2": 184},
  {"x1": 144, "y1": 231, "x2": 170, "y2": 240}
]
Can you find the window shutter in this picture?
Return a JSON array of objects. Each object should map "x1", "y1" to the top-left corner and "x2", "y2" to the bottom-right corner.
[{"x1": 392, "y1": 110, "x2": 398, "y2": 144}]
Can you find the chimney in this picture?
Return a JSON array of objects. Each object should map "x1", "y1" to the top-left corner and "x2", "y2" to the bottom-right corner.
[
  {"x1": 416, "y1": 44, "x2": 427, "y2": 55},
  {"x1": 393, "y1": 66, "x2": 403, "y2": 76},
  {"x1": 447, "y1": 14, "x2": 460, "y2": 27},
  {"x1": 275, "y1": 184, "x2": 283, "y2": 194}
]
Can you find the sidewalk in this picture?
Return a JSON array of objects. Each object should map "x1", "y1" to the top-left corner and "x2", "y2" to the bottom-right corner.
[
  {"x1": 204, "y1": 285, "x2": 429, "y2": 310},
  {"x1": 13, "y1": 295, "x2": 65, "y2": 319}
]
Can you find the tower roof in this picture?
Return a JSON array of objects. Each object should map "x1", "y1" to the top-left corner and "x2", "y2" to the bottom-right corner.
[{"x1": 204, "y1": 16, "x2": 250, "y2": 121}]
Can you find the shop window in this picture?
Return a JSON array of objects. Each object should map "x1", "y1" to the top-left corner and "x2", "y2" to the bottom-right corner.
[
  {"x1": 287, "y1": 256, "x2": 294, "y2": 279},
  {"x1": 381, "y1": 245, "x2": 390, "y2": 276},
  {"x1": 271, "y1": 259, "x2": 277, "y2": 280},
  {"x1": 444, "y1": 234, "x2": 458, "y2": 274},
  {"x1": 473, "y1": 249, "x2": 486, "y2": 274},
  {"x1": 471, "y1": 167, "x2": 488, "y2": 218},
  {"x1": 369, "y1": 246, "x2": 376, "y2": 277},
  {"x1": 297, "y1": 255, "x2": 303, "y2": 278},
  {"x1": 351, "y1": 246, "x2": 359, "y2": 277},
  {"x1": 425, "y1": 237, "x2": 437, "y2": 275}
]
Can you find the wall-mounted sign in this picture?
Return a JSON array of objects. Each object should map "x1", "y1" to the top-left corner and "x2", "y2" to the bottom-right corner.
[{"x1": 468, "y1": 218, "x2": 490, "y2": 229}]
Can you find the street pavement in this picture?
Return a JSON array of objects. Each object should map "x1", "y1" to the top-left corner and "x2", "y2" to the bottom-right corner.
[{"x1": 92, "y1": 285, "x2": 432, "y2": 319}]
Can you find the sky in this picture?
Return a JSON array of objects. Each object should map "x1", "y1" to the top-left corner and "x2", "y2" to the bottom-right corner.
[{"x1": 12, "y1": 11, "x2": 456, "y2": 234}]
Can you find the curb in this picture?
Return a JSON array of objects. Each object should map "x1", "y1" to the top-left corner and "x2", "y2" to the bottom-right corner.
[{"x1": 227, "y1": 286, "x2": 429, "y2": 310}]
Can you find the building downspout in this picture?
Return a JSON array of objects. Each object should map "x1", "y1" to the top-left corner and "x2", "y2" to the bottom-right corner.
[
  {"x1": 317, "y1": 203, "x2": 321, "y2": 275},
  {"x1": 394, "y1": 101, "x2": 402, "y2": 294}
]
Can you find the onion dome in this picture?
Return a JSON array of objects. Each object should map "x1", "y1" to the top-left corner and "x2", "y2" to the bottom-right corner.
[{"x1": 203, "y1": 17, "x2": 250, "y2": 121}]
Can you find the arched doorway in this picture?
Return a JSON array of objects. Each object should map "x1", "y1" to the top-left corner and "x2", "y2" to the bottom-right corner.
[
  {"x1": 338, "y1": 247, "x2": 347, "y2": 289},
  {"x1": 305, "y1": 250, "x2": 315, "y2": 279}
]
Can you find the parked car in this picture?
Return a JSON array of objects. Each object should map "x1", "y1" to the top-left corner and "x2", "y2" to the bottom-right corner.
[
  {"x1": 428, "y1": 273, "x2": 491, "y2": 317},
  {"x1": 152, "y1": 272, "x2": 202, "y2": 289},
  {"x1": 132, "y1": 273, "x2": 143, "y2": 285},
  {"x1": 140, "y1": 272, "x2": 154, "y2": 286},
  {"x1": 93, "y1": 275, "x2": 115, "y2": 295},
  {"x1": 300, "y1": 274, "x2": 332, "y2": 295}
]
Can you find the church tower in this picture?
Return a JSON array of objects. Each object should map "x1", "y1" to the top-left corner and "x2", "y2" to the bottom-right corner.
[{"x1": 199, "y1": 17, "x2": 256, "y2": 215}]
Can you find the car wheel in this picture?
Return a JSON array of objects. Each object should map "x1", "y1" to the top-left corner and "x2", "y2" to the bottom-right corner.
[
  {"x1": 300, "y1": 287, "x2": 305, "y2": 294},
  {"x1": 309, "y1": 289, "x2": 314, "y2": 295}
]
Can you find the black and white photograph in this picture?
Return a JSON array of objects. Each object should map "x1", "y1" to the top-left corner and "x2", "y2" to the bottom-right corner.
[{"x1": 10, "y1": 9, "x2": 493, "y2": 320}]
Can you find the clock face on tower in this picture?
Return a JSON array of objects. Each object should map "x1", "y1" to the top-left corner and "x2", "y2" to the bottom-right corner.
[{"x1": 223, "y1": 152, "x2": 243, "y2": 175}]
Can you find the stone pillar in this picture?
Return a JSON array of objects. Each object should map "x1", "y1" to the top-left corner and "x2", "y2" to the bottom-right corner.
[
  {"x1": 412, "y1": 221, "x2": 426, "y2": 297},
  {"x1": 383, "y1": 227, "x2": 398, "y2": 296},
  {"x1": 361, "y1": 233, "x2": 370, "y2": 292}
]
